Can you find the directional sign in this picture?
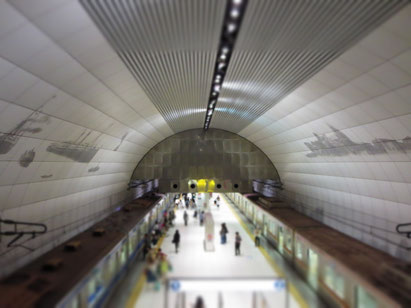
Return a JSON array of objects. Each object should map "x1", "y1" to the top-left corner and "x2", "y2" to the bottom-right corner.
[{"x1": 170, "y1": 280, "x2": 181, "y2": 292}]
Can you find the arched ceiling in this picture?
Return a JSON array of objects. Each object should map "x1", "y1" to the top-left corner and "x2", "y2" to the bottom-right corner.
[
  {"x1": 0, "y1": 0, "x2": 410, "y2": 277},
  {"x1": 131, "y1": 128, "x2": 280, "y2": 192}
]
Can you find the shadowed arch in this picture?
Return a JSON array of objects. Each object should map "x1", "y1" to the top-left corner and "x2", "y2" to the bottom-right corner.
[{"x1": 131, "y1": 128, "x2": 280, "y2": 192}]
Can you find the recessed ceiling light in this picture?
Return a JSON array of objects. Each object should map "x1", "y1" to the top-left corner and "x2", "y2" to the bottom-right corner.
[
  {"x1": 227, "y1": 23, "x2": 236, "y2": 33},
  {"x1": 230, "y1": 9, "x2": 240, "y2": 19},
  {"x1": 204, "y1": 0, "x2": 246, "y2": 130}
]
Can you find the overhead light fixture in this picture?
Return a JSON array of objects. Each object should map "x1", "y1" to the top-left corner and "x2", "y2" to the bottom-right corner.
[
  {"x1": 227, "y1": 23, "x2": 236, "y2": 33},
  {"x1": 203, "y1": 0, "x2": 247, "y2": 130},
  {"x1": 230, "y1": 9, "x2": 240, "y2": 18},
  {"x1": 218, "y1": 63, "x2": 226, "y2": 70}
]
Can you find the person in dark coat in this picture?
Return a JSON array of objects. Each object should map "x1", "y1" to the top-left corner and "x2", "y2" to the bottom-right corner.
[
  {"x1": 194, "y1": 296, "x2": 205, "y2": 308},
  {"x1": 235, "y1": 232, "x2": 242, "y2": 256},
  {"x1": 183, "y1": 210, "x2": 189, "y2": 226},
  {"x1": 220, "y1": 223, "x2": 228, "y2": 244},
  {"x1": 143, "y1": 233, "x2": 151, "y2": 260},
  {"x1": 199, "y1": 211, "x2": 205, "y2": 226},
  {"x1": 172, "y1": 230, "x2": 180, "y2": 253}
]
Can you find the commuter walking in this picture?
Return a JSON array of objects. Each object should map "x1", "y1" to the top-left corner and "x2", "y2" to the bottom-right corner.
[
  {"x1": 220, "y1": 223, "x2": 228, "y2": 244},
  {"x1": 235, "y1": 232, "x2": 242, "y2": 256},
  {"x1": 199, "y1": 211, "x2": 205, "y2": 226},
  {"x1": 156, "y1": 248, "x2": 167, "y2": 260},
  {"x1": 157, "y1": 254, "x2": 172, "y2": 282},
  {"x1": 154, "y1": 220, "x2": 160, "y2": 236},
  {"x1": 169, "y1": 210, "x2": 175, "y2": 226},
  {"x1": 151, "y1": 230, "x2": 159, "y2": 246},
  {"x1": 254, "y1": 227, "x2": 261, "y2": 247},
  {"x1": 193, "y1": 296, "x2": 205, "y2": 308},
  {"x1": 162, "y1": 216, "x2": 168, "y2": 232},
  {"x1": 183, "y1": 210, "x2": 189, "y2": 226},
  {"x1": 143, "y1": 233, "x2": 151, "y2": 260},
  {"x1": 145, "y1": 257, "x2": 160, "y2": 291},
  {"x1": 172, "y1": 230, "x2": 180, "y2": 253}
]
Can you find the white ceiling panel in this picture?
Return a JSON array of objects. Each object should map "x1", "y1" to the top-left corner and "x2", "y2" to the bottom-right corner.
[
  {"x1": 240, "y1": 4, "x2": 411, "y2": 260},
  {"x1": 79, "y1": 0, "x2": 225, "y2": 132},
  {"x1": 212, "y1": 0, "x2": 408, "y2": 132}
]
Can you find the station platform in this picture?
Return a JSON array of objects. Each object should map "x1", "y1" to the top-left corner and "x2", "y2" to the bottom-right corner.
[{"x1": 107, "y1": 194, "x2": 324, "y2": 308}]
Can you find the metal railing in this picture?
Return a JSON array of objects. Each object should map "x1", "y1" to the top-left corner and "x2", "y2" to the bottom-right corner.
[{"x1": 0, "y1": 218, "x2": 47, "y2": 250}]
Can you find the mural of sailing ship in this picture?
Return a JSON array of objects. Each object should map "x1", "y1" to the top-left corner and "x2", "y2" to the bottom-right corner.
[
  {"x1": 19, "y1": 149, "x2": 36, "y2": 168},
  {"x1": 88, "y1": 166, "x2": 100, "y2": 172},
  {"x1": 113, "y1": 132, "x2": 129, "y2": 151},
  {"x1": 305, "y1": 125, "x2": 411, "y2": 157},
  {"x1": 46, "y1": 130, "x2": 99, "y2": 163},
  {"x1": 0, "y1": 110, "x2": 49, "y2": 155}
]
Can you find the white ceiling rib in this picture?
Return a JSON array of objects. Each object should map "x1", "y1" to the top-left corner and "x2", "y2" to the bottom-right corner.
[
  {"x1": 212, "y1": 0, "x2": 408, "y2": 132},
  {"x1": 80, "y1": 0, "x2": 226, "y2": 133}
]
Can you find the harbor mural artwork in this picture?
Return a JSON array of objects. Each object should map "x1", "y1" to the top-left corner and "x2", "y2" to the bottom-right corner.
[
  {"x1": 46, "y1": 129, "x2": 99, "y2": 163},
  {"x1": 305, "y1": 125, "x2": 411, "y2": 158},
  {"x1": 19, "y1": 149, "x2": 36, "y2": 168},
  {"x1": 113, "y1": 132, "x2": 129, "y2": 151},
  {"x1": 88, "y1": 166, "x2": 100, "y2": 173},
  {"x1": 0, "y1": 109, "x2": 49, "y2": 155},
  {"x1": 0, "y1": 103, "x2": 100, "y2": 165}
]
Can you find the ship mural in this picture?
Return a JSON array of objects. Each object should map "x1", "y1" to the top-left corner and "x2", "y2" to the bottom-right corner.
[
  {"x1": 46, "y1": 130, "x2": 99, "y2": 163},
  {"x1": 88, "y1": 166, "x2": 100, "y2": 172},
  {"x1": 0, "y1": 109, "x2": 49, "y2": 155},
  {"x1": 305, "y1": 125, "x2": 411, "y2": 158},
  {"x1": 113, "y1": 132, "x2": 129, "y2": 151},
  {"x1": 19, "y1": 149, "x2": 36, "y2": 168}
]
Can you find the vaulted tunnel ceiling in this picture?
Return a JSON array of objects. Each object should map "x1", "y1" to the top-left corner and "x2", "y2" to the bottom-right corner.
[
  {"x1": 131, "y1": 128, "x2": 280, "y2": 192},
  {"x1": 0, "y1": 0, "x2": 411, "y2": 277}
]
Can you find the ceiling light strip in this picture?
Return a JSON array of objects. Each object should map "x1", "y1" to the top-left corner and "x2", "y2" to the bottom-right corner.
[{"x1": 204, "y1": 0, "x2": 248, "y2": 130}]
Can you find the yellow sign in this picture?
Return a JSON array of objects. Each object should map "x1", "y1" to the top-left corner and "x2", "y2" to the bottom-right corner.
[{"x1": 189, "y1": 179, "x2": 216, "y2": 192}]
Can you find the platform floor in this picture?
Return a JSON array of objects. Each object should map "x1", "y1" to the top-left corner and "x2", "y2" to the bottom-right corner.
[{"x1": 129, "y1": 194, "x2": 301, "y2": 308}]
